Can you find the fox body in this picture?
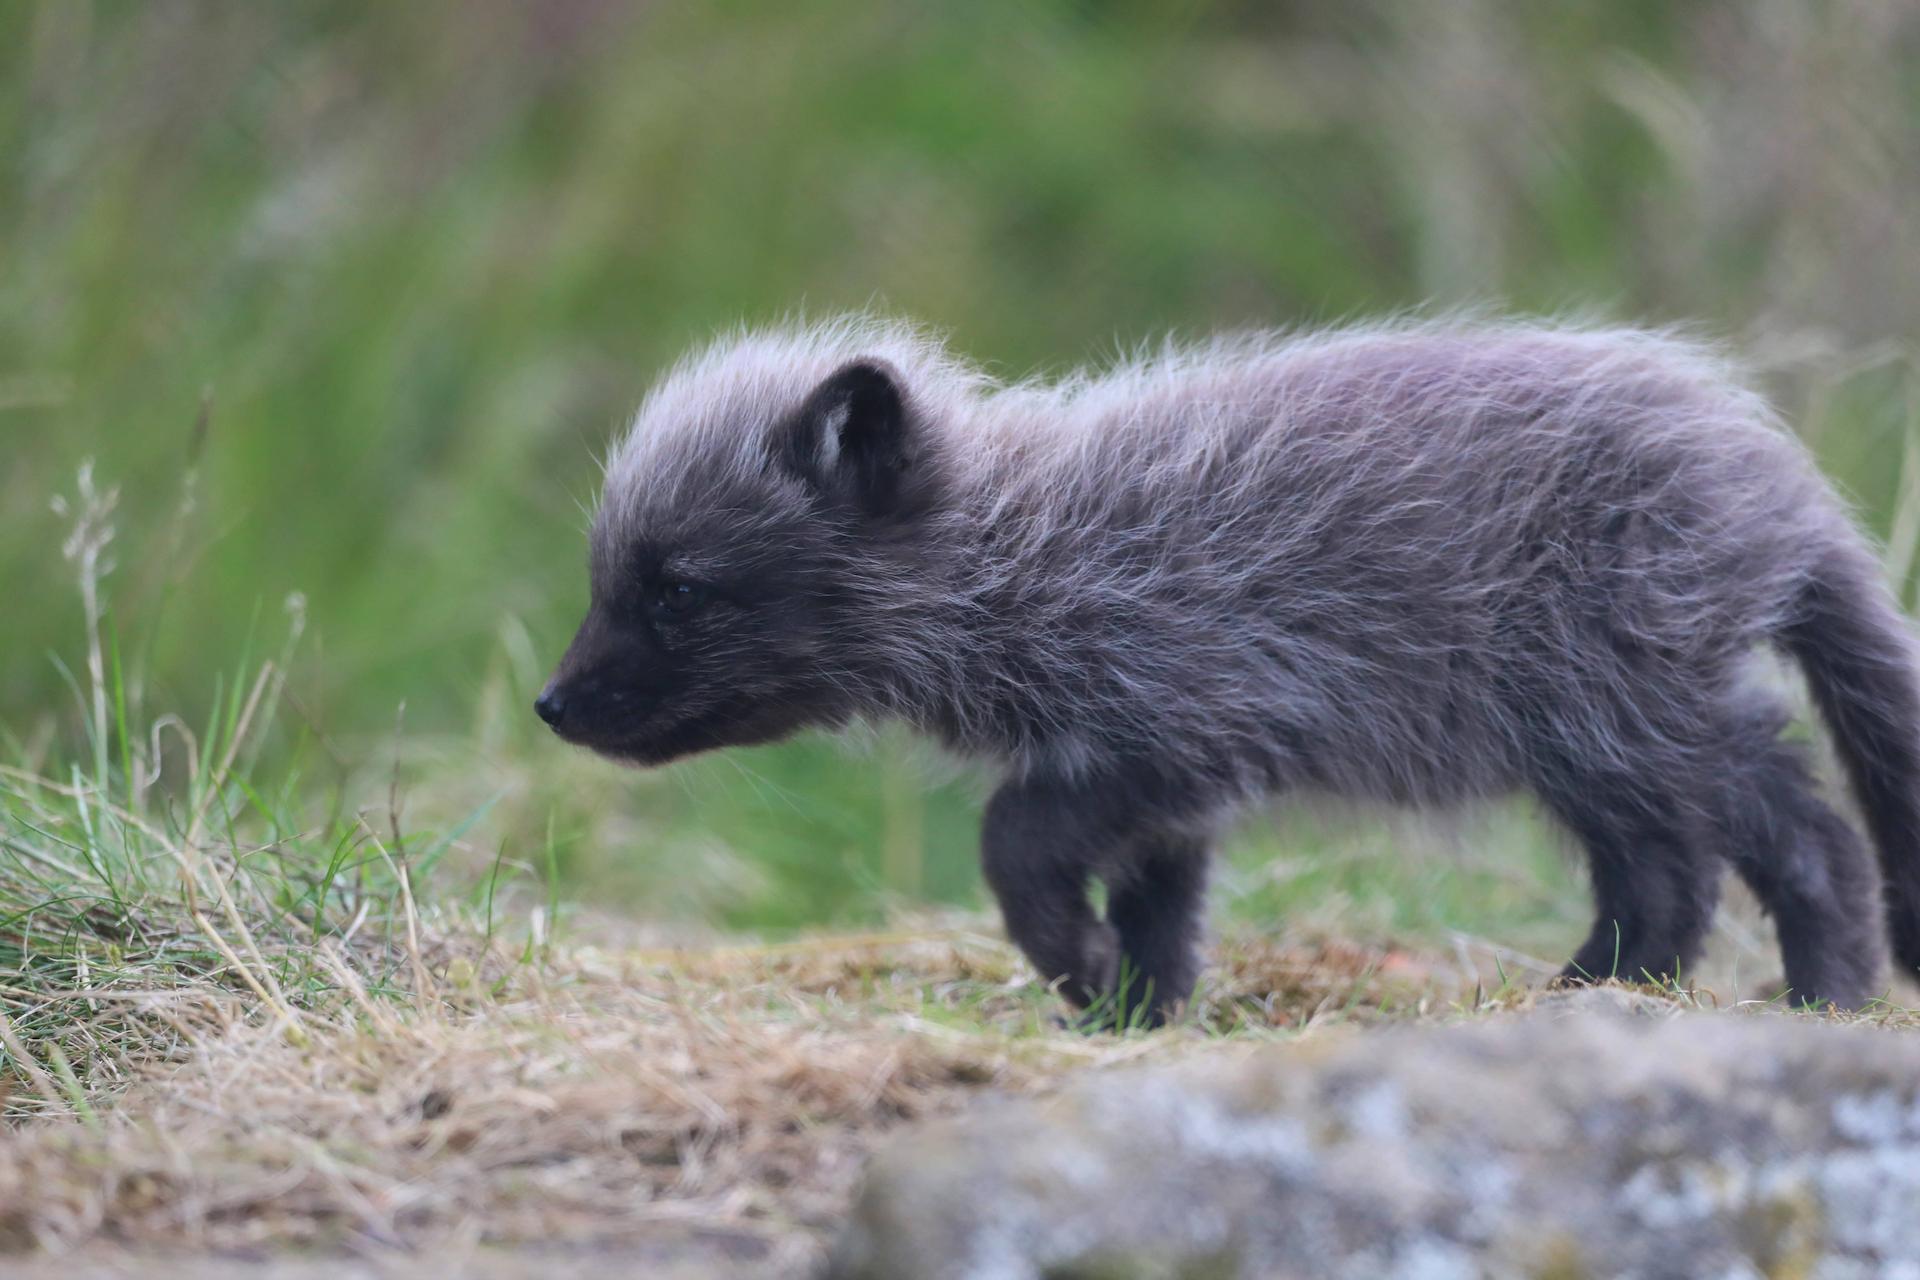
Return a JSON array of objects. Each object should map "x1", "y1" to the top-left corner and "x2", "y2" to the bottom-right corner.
[{"x1": 539, "y1": 317, "x2": 1920, "y2": 1020}]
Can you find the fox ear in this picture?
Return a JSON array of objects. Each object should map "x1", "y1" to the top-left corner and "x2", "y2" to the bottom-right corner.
[{"x1": 777, "y1": 360, "x2": 913, "y2": 516}]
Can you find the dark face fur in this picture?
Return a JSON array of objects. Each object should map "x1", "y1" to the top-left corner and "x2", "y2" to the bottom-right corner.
[{"x1": 537, "y1": 359, "x2": 929, "y2": 765}]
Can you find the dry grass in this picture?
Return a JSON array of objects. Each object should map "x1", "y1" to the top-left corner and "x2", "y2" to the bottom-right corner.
[{"x1": 0, "y1": 916, "x2": 1517, "y2": 1274}]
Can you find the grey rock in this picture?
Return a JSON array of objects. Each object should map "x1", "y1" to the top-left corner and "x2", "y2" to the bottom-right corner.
[{"x1": 826, "y1": 1006, "x2": 1920, "y2": 1279}]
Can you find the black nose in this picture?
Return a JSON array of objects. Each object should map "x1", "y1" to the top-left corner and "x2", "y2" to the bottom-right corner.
[{"x1": 534, "y1": 685, "x2": 566, "y2": 728}]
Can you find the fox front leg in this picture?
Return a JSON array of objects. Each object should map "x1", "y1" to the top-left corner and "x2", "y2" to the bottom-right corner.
[{"x1": 981, "y1": 777, "x2": 1210, "y2": 1024}]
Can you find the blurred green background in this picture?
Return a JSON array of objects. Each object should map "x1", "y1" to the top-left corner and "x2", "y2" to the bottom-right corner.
[{"x1": 6, "y1": 2, "x2": 1919, "y2": 949}]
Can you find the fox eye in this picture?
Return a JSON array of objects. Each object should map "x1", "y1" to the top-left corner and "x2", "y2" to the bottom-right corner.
[{"x1": 653, "y1": 579, "x2": 705, "y2": 616}]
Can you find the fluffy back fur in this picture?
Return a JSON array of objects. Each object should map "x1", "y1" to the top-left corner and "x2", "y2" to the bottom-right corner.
[{"x1": 559, "y1": 314, "x2": 1920, "y2": 1018}]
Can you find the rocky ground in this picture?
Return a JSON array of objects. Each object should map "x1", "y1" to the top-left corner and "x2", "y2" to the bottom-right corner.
[{"x1": 834, "y1": 987, "x2": 1920, "y2": 1279}]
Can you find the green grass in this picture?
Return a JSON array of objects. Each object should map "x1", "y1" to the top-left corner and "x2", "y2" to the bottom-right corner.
[
  {"x1": 6, "y1": 2, "x2": 1920, "y2": 933},
  {"x1": 0, "y1": 475, "x2": 554, "y2": 1107}
]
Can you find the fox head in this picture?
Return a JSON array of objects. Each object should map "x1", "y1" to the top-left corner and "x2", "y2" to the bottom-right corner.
[{"x1": 538, "y1": 323, "x2": 957, "y2": 765}]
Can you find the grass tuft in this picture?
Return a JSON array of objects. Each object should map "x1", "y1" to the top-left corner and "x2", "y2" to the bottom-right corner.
[{"x1": 1, "y1": 468, "x2": 533, "y2": 1119}]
